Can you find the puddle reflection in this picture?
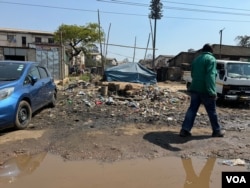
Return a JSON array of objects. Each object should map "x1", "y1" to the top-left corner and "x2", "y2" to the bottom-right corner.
[
  {"x1": 182, "y1": 158, "x2": 216, "y2": 188},
  {"x1": 0, "y1": 152, "x2": 46, "y2": 184},
  {"x1": 0, "y1": 153, "x2": 247, "y2": 188}
]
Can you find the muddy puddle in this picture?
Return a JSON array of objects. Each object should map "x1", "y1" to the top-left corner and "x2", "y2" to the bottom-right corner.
[{"x1": 0, "y1": 153, "x2": 248, "y2": 188}]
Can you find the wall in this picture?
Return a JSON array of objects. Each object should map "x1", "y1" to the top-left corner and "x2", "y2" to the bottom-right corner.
[{"x1": 36, "y1": 46, "x2": 60, "y2": 80}]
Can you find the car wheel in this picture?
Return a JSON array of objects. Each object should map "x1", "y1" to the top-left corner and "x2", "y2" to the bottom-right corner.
[
  {"x1": 15, "y1": 101, "x2": 32, "y2": 130},
  {"x1": 49, "y1": 90, "x2": 57, "y2": 107}
]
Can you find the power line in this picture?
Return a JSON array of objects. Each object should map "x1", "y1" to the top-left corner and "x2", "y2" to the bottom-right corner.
[
  {"x1": 101, "y1": 0, "x2": 250, "y2": 13},
  {"x1": 1, "y1": 0, "x2": 250, "y2": 22},
  {"x1": 163, "y1": 6, "x2": 250, "y2": 17},
  {"x1": 102, "y1": 43, "x2": 156, "y2": 50},
  {"x1": 98, "y1": 0, "x2": 250, "y2": 17},
  {"x1": 0, "y1": 1, "x2": 96, "y2": 12},
  {"x1": 166, "y1": 16, "x2": 250, "y2": 23},
  {"x1": 97, "y1": 0, "x2": 148, "y2": 7},
  {"x1": 108, "y1": 51, "x2": 141, "y2": 61},
  {"x1": 162, "y1": 1, "x2": 250, "y2": 12}
]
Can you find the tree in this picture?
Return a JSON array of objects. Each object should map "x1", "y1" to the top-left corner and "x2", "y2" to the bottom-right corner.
[
  {"x1": 149, "y1": 0, "x2": 163, "y2": 70},
  {"x1": 188, "y1": 48, "x2": 195, "y2": 52},
  {"x1": 235, "y1": 35, "x2": 250, "y2": 47},
  {"x1": 54, "y1": 23, "x2": 105, "y2": 63}
]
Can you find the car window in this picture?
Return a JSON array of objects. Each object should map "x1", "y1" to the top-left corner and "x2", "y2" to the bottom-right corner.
[
  {"x1": 24, "y1": 75, "x2": 32, "y2": 85},
  {"x1": 38, "y1": 67, "x2": 48, "y2": 78},
  {"x1": 29, "y1": 67, "x2": 41, "y2": 79},
  {"x1": 24, "y1": 66, "x2": 41, "y2": 85},
  {"x1": 0, "y1": 63, "x2": 25, "y2": 81}
]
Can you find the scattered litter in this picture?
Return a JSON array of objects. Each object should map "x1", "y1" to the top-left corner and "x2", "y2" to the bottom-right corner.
[
  {"x1": 221, "y1": 159, "x2": 246, "y2": 166},
  {"x1": 106, "y1": 97, "x2": 115, "y2": 105},
  {"x1": 95, "y1": 100, "x2": 102, "y2": 105},
  {"x1": 169, "y1": 98, "x2": 179, "y2": 103},
  {"x1": 78, "y1": 91, "x2": 85, "y2": 95},
  {"x1": 82, "y1": 99, "x2": 93, "y2": 107},
  {"x1": 167, "y1": 117, "x2": 174, "y2": 121},
  {"x1": 65, "y1": 83, "x2": 78, "y2": 91},
  {"x1": 237, "y1": 126, "x2": 246, "y2": 131},
  {"x1": 127, "y1": 101, "x2": 139, "y2": 108},
  {"x1": 67, "y1": 99, "x2": 73, "y2": 104}
]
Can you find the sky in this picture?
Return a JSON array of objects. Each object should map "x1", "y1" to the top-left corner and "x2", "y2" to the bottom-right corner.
[{"x1": 1, "y1": 0, "x2": 250, "y2": 62}]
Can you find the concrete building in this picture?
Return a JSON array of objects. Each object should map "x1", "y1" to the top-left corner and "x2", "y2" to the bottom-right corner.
[
  {"x1": 169, "y1": 44, "x2": 250, "y2": 69},
  {"x1": 166, "y1": 44, "x2": 250, "y2": 81},
  {"x1": 0, "y1": 28, "x2": 63, "y2": 80}
]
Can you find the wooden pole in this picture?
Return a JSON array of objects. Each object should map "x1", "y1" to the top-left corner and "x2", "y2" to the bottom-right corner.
[
  {"x1": 144, "y1": 33, "x2": 151, "y2": 60},
  {"x1": 104, "y1": 23, "x2": 111, "y2": 66},
  {"x1": 98, "y1": 10, "x2": 104, "y2": 74},
  {"x1": 133, "y1": 37, "x2": 136, "y2": 63}
]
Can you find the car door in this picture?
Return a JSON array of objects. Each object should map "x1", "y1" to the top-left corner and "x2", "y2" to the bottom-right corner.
[
  {"x1": 37, "y1": 66, "x2": 53, "y2": 104},
  {"x1": 25, "y1": 66, "x2": 45, "y2": 111}
]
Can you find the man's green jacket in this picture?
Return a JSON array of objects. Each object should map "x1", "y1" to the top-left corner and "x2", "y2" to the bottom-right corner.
[{"x1": 189, "y1": 52, "x2": 217, "y2": 96}]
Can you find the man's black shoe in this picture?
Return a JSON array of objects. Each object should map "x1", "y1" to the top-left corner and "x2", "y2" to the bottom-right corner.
[
  {"x1": 212, "y1": 130, "x2": 225, "y2": 137},
  {"x1": 179, "y1": 129, "x2": 192, "y2": 137}
]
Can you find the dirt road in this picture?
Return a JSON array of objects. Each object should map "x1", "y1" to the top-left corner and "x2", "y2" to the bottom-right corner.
[{"x1": 0, "y1": 81, "x2": 250, "y2": 164}]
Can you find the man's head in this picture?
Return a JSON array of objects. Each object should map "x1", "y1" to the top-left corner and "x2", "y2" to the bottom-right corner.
[{"x1": 202, "y1": 43, "x2": 213, "y2": 53}]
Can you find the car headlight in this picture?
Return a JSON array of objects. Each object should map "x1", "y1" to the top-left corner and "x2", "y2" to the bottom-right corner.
[{"x1": 0, "y1": 87, "x2": 14, "y2": 100}]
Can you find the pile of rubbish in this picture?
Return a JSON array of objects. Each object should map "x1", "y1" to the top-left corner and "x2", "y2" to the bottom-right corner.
[
  {"x1": 53, "y1": 80, "x2": 191, "y2": 126},
  {"x1": 53, "y1": 79, "x2": 250, "y2": 129}
]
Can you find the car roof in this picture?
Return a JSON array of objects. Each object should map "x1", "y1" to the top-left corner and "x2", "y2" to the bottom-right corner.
[
  {"x1": 0, "y1": 60, "x2": 37, "y2": 64},
  {"x1": 0, "y1": 60, "x2": 40, "y2": 67},
  {"x1": 217, "y1": 60, "x2": 250, "y2": 64}
]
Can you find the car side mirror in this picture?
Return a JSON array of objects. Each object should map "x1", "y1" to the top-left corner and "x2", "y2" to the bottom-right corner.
[{"x1": 31, "y1": 76, "x2": 38, "y2": 85}]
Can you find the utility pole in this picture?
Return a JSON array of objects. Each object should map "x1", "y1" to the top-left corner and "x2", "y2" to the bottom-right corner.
[
  {"x1": 133, "y1": 37, "x2": 136, "y2": 63},
  {"x1": 104, "y1": 23, "x2": 111, "y2": 66},
  {"x1": 152, "y1": 18, "x2": 157, "y2": 69},
  {"x1": 60, "y1": 31, "x2": 64, "y2": 80},
  {"x1": 144, "y1": 33, "x2": 151, "y2": 60},
  {"x1": 98, "y1": 9, "x2": 104, "y2": 75},
  {"x1": 219, "y1": 28, "x2": 225, "y2": 59},
  {"x1": 149, "y1": 0, "x2": 163, "y2": 71}
]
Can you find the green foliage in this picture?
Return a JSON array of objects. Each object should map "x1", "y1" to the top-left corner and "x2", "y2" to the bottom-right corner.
[
  {"x1": 54, "y1": 23, "x2": 105, "y2": 60},
  {"x1": 85, "y1": 58, "x2": 102, "y2": 67},
  {"x1": 235, "y1": 35, "x2": 250, "y2": 47},
  {"x1": 80, "y1": 73, "x2": 91, "y2": 82},
  {"x1": 54, "y1": 23, "x2": 104, "y2": 45},
  {"x1": 68, "y1": 73, "x2": 91, "y2": 82},
  {"x1": 149, "y1": 0, "x2": 163, "y2": 19}
]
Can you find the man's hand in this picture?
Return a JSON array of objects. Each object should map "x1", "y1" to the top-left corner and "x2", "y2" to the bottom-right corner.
[{"x1": 209, "y1": 94, "x2": 218, "y2": 100}]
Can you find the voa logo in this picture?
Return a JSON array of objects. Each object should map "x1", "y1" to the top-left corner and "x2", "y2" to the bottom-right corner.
[
  {"x1": 222, "y1": 172, "x2": 250, "y2": 188},
  {"x1": 226, "y1": 176, "x2": 246, "y2": 184}
]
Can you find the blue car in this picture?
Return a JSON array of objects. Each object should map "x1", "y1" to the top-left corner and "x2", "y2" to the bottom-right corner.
[{"x1": 0, "y1": 61, "x2": 57, "y2": 130}]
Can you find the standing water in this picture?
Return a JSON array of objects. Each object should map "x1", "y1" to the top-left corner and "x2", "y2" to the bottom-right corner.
[{"x1": 0, "y1": 153, "x2": 248, "y2": 188}]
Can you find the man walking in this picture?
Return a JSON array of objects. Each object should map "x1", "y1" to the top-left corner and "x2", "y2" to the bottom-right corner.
[{"x1": 180, "y1": 43, "x2": 225, "y2": 137}]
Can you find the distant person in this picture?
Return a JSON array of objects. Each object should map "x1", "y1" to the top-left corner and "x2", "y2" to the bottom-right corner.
[{"x1": 180, "y1": 43, "x2": 225, "y2": 137}]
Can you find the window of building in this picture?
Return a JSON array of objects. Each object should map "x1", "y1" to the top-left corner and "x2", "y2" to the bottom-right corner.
[
  {"x1": 35, "y1": 37, "x2": 42, "y2": 43},
  {"x1": 7, "y1": 35, "x2": 16, "y2": 43},
  {"x1": 48, "y1": 38, "x2": 54, "y2": 44},
  {"x1": 22, "y1": 36, "x2": 26, "y2": 45}
]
